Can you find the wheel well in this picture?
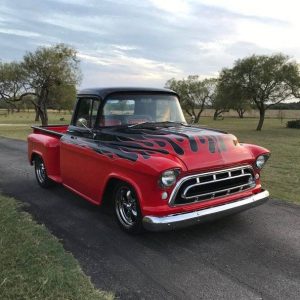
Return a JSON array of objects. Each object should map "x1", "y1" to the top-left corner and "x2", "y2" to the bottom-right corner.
[
  {"x1": 101, "y1": 178, "x2": 122, "y2": 206},
  {"x1": 101, "y1": 178, "x2": 139, "y2": 207},
  {"x1": 31, "y1": 152, "x2": 40, "y2": 165}
]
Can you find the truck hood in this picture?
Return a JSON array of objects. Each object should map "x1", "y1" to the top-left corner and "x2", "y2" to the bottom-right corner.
[{"x1": 95, "y1": 124, "x2": 254, "y2": 171}]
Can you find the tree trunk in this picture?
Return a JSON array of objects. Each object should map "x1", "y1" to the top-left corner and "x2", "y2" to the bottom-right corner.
[
  {"x1": 34, "y1": 106, "x2": 40, "y2": 121},
  {"x1": 213, "y1": 109, "x2": 223, "y2": 120},
  {"x1": 40, "y1": 101, "x2": 48, "y2": 126},
  {"x1": 236, "y1": 109, "x2": 245, "y2": 118},
  {"x1": 256, "y1": 108, "x2": 265, "y2": 131},
  {"x1": 194, "y1": 109, "x2": 203, "y2": 123},
  {"x1": 213, "y1": 110, "x2": 218, "y2": 120},
  {"x1": 213, "y1": 109, "x2": 227, "y2": 120}
]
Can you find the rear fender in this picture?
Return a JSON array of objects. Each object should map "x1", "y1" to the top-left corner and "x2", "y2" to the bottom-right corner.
[{"x1": 28, "y1": 133, "x2": 61, "y2": 181}]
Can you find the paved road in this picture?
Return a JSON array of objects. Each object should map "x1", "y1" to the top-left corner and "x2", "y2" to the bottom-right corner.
[{"x1": 0, "y1": 137, "x2": 299, "y2": 300}]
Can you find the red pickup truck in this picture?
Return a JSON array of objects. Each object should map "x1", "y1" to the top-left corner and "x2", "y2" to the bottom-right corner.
[{"x1": 28, "y1": 87, "x2": 270, "y2": 233}]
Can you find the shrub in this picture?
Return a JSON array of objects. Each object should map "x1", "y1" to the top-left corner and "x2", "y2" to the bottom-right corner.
[{"x1": 286, "y1": 119, "x2": 300, "y2": 128}]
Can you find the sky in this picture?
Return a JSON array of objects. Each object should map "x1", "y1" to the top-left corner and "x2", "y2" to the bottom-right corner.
[{"x1": 1, "y1": 0, "x2": 300, "y2": 89}]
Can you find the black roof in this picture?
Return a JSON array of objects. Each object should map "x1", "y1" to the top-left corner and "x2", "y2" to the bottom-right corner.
[{"x1": 78, "y1": 87, "x2": 178, "y2": 98}]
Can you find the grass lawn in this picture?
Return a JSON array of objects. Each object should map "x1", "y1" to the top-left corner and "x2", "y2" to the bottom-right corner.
[
  {"x1": 0, "y1": 110, "x2": 72, "y2": 124},
  {"x1": 0, "y1": 111, "x2": 299, "y2": 203},
  {"x1": 0, "y1": 110, "x2": 71, "y2": 140},
  {"x1": 0, "y1": 195, "x2": 113, "y2": 300}
]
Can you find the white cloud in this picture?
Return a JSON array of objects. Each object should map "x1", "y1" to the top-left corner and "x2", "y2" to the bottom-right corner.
[
  {"x1": 42, "y1": 14, "x2": 108, "y2": 35},
  {"x1": 78, "y1": 47, "x2": 182, "y2": 87},
  {"x1": 112, "y1": 44, "x2": 138, "y2": 51},
  {"x1": 2, "y1": 0, "x2": 300, "y2": 87},
  {"x1": 0, "y1": 28, "x2": 40, "y2": 38},
  {"x1": 149, "y1": 0, "x2": 191, "y2": 16},
  {"x1": 196, "y1": 0, "x2": 300, "y2": 52}
]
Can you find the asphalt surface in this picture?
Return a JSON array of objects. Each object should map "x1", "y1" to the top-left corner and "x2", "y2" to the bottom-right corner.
[{"x1": 0, "y1": 137, "x2": 299, "y2": 300}]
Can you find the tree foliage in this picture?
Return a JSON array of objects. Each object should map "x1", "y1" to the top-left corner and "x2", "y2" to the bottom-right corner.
[
  {"x1": 165, "y1": 76, "x2": 217, "y2": 123},
  {"x1": 0, "y1": 44, "x2": 80, "y2": 125},
  {"x1": 0, "y1": 62, "x2": 26, "y2": 112},
  {"x1": 219, "y1": 54, "x2": 300, "y2": 130},
  {"x1": 22, "y1": 44, "x2": 81, "y2": 125},
  {"x1": 48, "y1": 84, "x2": 77, "y2": 111},
  {"x1": 217, "y1": 69, "x2": 250, "y2": 119}
]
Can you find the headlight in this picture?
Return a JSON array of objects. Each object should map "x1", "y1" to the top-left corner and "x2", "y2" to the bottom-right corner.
[
  {"x1": 159, "y1": 169, "x2": 180, "y2": 188},
  {"x1": 256, "y1": 154, "x2": 269, "y2": 169}
]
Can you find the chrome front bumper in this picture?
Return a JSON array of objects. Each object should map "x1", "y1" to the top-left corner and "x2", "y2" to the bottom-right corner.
[{"x1": 143, "y1": 190, "x2": 269, "y2": 232}]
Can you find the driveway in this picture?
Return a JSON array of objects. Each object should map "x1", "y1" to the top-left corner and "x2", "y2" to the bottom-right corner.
[{"x1": 0, "y1": 137, "x2": 299, "y2": 300}]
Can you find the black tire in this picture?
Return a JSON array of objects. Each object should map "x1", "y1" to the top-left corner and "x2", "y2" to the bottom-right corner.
[
  {"x1": 113, "y1": 182, "x2": 144, "y2": 234},
  {"x1": 34, "y1": 156, "x2": 54, "y2": 188}
]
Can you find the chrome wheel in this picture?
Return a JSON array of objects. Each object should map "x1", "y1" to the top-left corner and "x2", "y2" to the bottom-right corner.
[
  {"x1": 34, "y1": 156, "x2": 54, "y2": 188},
  {"x1": 115, "y1": 186, "x2": 139, "y2": 228},
  {"x1": 36, "y1": 159, "x2": 46, "y2": 184}
]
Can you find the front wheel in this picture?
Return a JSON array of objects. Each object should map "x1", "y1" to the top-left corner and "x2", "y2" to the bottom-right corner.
[
  {"x1": 113, "y1": 182, "x2": 144, "y2": 234},
  {"x1": 34, "y1": 156, "x2": 54, "y2": 188}
]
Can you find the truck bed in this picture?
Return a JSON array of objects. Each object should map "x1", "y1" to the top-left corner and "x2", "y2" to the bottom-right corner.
[{"x1": 31, "y1": 124, "x2": 69, "y2": 137}]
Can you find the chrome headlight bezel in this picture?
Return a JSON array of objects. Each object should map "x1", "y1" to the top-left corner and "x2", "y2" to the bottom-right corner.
[
  {"x1": 256, "y1": 154, "x2": 270, "y2": 169},
  {"x1": 159, "y1": 169, "x2": 180, "y2": 188}
]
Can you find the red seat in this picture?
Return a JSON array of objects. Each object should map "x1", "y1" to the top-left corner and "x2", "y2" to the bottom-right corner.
[
  {"x1": 126, "y1": 115, "x2": 151, "y2": 125},
  {"x1": 127, "y1": 118, "x2": 148, "y2": 125},
  {"x1": 99, "y1": 117, "x2": 122, "y2": 127}
]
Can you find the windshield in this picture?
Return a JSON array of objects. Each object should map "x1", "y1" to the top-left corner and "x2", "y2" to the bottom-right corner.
[{"x1": 99, "y1": 93, "x2": 186, "y2": 127}]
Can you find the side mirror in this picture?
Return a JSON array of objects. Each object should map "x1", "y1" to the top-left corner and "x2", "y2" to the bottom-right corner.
[
  {"x1": 76, "y1": 118, "x2": 96, "y2": 138},
  {"x1": 77, "y1": 118, "x2": 88, "y2": 127}
]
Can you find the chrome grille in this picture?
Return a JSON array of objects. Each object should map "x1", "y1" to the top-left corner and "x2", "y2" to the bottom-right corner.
[{"x1": 169, "y1": 166, "x2": 255, "y2": 206}]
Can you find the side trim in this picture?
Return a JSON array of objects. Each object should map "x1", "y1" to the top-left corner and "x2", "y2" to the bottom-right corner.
[
  {"x1": 143, "y1": 190, "x2": 269, "y2": 231},
  {"x1": 62, "y1": 183, "x2": 100, "y2": 206}
]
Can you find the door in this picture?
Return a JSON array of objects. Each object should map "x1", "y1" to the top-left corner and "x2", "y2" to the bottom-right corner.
[{"x1": 60, "y1": 97, "x2": 104, "y2": 203}]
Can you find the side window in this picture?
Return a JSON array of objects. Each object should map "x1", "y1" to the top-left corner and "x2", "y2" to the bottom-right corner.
[{"x1": 74, "y1": 98, "x2": 99, "y2": 128}]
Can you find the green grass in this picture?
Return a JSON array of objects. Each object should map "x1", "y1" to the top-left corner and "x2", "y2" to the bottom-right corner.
[
  {"x1": 0, "y1": 195, "x2": 113, "y2": 300},
  {"x1": 0, "y1": 125, "x2": 32, "y2": 140},
  {"x1": 199, "y1": 117, "x2": 300, "y2": 204},
  {"x1": 0, "y1": 110, "x2": 71, "y2": 140},
  {"x1": 0, "y1": 110, "x2": 72, "y2": 125}
]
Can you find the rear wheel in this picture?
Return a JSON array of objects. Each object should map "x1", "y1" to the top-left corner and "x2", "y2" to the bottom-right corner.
[
  {"x1": 34, "y1": 156, "x2": 54, "y2": 188},
  {"x1": 113, "y1": 182, "x2": 144, "y2": 234}
]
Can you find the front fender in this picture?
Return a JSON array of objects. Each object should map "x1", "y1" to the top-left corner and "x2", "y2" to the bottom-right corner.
[{"x1": 100, "y1": 154, "x2": 187, "y2": 214}]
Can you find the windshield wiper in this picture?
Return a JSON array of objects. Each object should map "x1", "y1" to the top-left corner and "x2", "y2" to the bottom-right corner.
[
  {"x1": 157, "y1": 121, "x2": 189, "y2": 126},
  {"x1": 128, "y1": 121, "x2": 189, "y2": 129}
]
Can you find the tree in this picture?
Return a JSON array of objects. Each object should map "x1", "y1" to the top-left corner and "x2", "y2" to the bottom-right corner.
[
  {"x1": 165, "y1": 76, "x2": 217, "y2": 123},
  {"x1": 22, "y1": 44, "x2": 81, "y2": 125},
  {"x1": 210, "y1": 79, "x2": 231, "y2": 120},
  {"x1": 48, "y1": 84, "x2": 77, "y2": 112},
  {"x1": 0, "y1": 62, "x2": 26, "y2": 113},
  {"x1": 217, "y1": 69, "x2": 250, "y2": 119},
  {"x1": 219, "y1": 54, "x2": 300, "y2": 130}
]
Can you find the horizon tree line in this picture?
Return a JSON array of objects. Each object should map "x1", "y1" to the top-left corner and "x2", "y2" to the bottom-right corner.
[
  {"x1": 1, "y1": 45, "x2": 300, "y2": 130},
  {"x1": 166, "y1": 54, "x2": 300, "y2": 130}
]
